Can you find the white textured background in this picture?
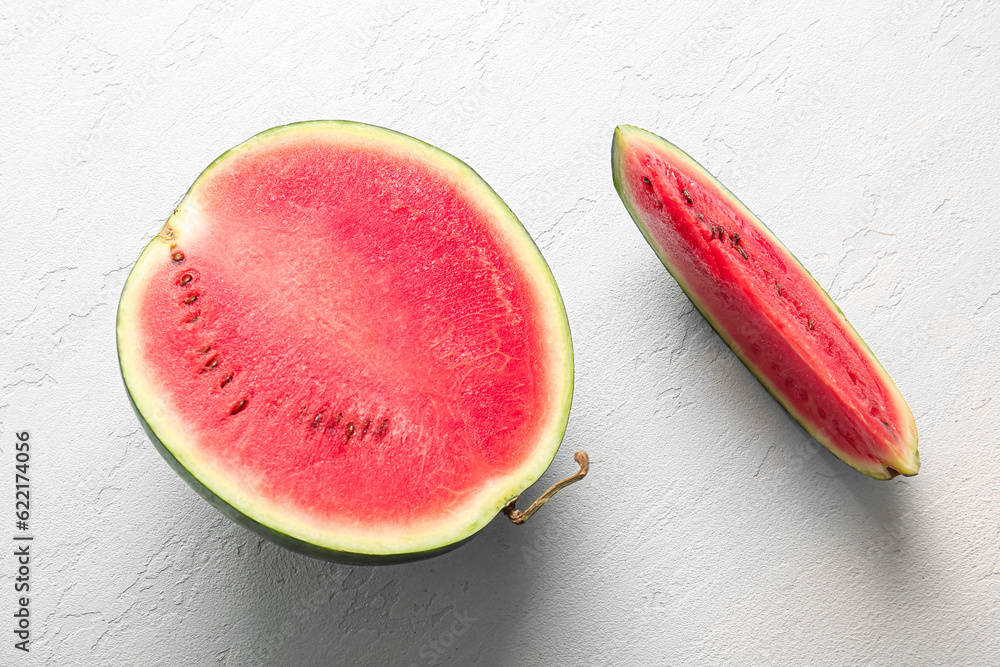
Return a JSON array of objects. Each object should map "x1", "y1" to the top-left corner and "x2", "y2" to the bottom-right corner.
[{"x1": 2, "y1": 0, "x2": 999, "y2": 664}]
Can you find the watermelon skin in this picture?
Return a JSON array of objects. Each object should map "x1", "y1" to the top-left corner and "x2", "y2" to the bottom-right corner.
[
  {"x1": 117, "y1": 121, "x2": 574, "y2": 562},
  {"x1": 612, "y1": 125, "x2": 918, "y2": 480}
]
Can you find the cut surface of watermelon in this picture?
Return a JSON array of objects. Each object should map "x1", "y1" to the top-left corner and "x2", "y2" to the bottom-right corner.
[
  {"x1": 612, "y1": 125, "x2": 917, "y2": 480},
  {"x1": 118, "y1": 121, "x2": 573, "y2": 560}
]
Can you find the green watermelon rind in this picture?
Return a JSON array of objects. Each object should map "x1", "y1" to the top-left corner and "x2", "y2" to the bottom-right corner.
[
  {"x1": 117, "y1": 121, "x2": 574, "y2": 562},
  {"x1": 612, "y1": 124, "x2": 918, "y2": 480}
]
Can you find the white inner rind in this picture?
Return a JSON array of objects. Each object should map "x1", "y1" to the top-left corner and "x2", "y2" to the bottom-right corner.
[{"x1": 117, "y1": 121, "x2": 574, "y2": 556}]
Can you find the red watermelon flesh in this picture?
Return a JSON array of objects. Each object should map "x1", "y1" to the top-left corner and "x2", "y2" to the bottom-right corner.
[
  {"x1": 612, "y1": 125, "x2": 918, "y2": 480},
  {"x1": 118, "y1": 122, "x2": 573, "y2": 559}
]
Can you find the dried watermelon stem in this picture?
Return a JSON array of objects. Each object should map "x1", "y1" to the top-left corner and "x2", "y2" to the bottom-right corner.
[{"x1": 502, "y1": 451, "x2": 589, "y2": 525}]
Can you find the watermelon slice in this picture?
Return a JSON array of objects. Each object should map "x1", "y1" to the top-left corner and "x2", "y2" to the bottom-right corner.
[
  {"x1": 117, "y1": 121, "x2": 576, "y2": 562},
  {"x1": 612, "y1": 125, "x2": 918, "y2": 480}
]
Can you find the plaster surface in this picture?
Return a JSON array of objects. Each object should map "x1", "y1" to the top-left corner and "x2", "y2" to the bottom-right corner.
[{"x1": 2, "y1": 1, "x2": 999, "y2": 664}]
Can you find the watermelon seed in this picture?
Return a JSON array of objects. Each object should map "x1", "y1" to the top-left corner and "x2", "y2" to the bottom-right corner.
[
  {"x1": 731, "y1": 232, "x2": 747, "y2": 259},
  {"x1": 220, "y1": 374, "x2": 233, "y2": 388},
  {"x1": 345, "y1": 423, "x2": 355, "y2": 440},
  {"x1": 375, "y1": 419, "x2": 389, "y2": 438},
  {"x1": 183, "y1": 294, "x2": 198, "y2": 305},
  {"x1": 198, "y1": 345, "x2": 212, "y2": 354},
  {"x1": 682, "y1": 189, "x2": 693, "y2": 204},
  {"x1": 179, "y1": 274, "x2": 193, "y2": 286},
  {"x1": 360, "y1": 417, "x2": 371, "y2": 438},
  {"x1": 230, "y1": 399, "x2": 247, "y2": 415},
  {"x1": 312, "y1": 412, "x2": 324, "y2": 428},
  {"x1": 776, "y1": 282, "x2": 782, "y2": 296},
  {"x1": 698, "y1": 213, "x2": 704, "y2": 221},
  {"x1": 201, "y1": 356, "x2": 219, "y2": 372},
  {"x1": 807, "y1": 319, "x2": 814, "y2": 330},
  {"x1": 642, "y1": 177, "x2": 651, "y2": 185},
  {"x1": 172, "y1": 252, "x2": 185, "y2": 264},
  {"x1": 187, "y1": 313, "x2": 200, "y2": 323}
]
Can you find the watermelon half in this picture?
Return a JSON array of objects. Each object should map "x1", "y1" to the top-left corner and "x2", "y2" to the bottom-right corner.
[
  {"x1": 117, "y1": 121, "x2": 575, "y2": 562},
  {"x1": 612, "y1": 125, "x2": 918, "y2": 480}
]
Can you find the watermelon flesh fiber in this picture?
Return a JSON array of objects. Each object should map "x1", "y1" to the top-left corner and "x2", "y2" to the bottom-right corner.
[
  {"x1": 118, "y1": 122, "x2": 573, "y2": 560},
  {"x1": 612, "y1": 125, "x2": 918, "y2": 480}
]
